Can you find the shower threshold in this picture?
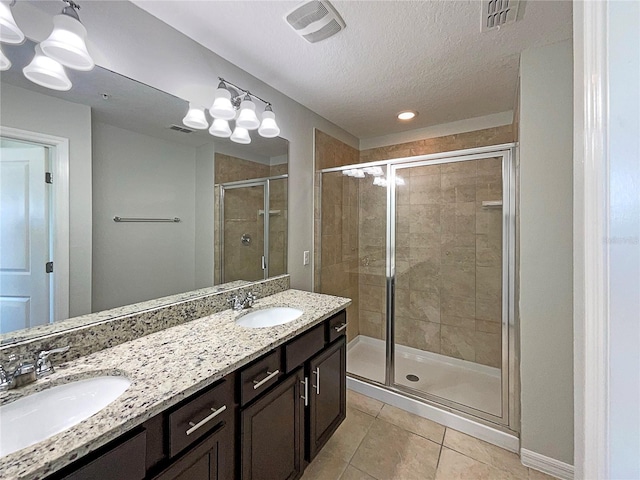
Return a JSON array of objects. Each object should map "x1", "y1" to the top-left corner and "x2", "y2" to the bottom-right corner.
[{"x1": 347, "y1": 335, "x2": 502, "y2": 417}]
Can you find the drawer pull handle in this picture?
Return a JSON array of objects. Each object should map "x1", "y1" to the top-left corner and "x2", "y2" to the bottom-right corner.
[
  {"x1": 186, "y1": 405, "x2": 227, "y2": 436},
  {"x1": 334, "y1": 323, "x2": 348, "y2": 333},
  {"x1": 313, "y1": 367, "x2": 320, "y2": 395},
  {"x1": 253, "y1": 369, "x2": 280, "y2": 390},
  {"x1": 301, "y1": 377, "x2": 309, "y2": 406}
]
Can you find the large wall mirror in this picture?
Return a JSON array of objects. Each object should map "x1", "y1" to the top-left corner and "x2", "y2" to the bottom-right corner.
[{"x1": 0, "y1": 39, "x2": 288, "y2": 340}]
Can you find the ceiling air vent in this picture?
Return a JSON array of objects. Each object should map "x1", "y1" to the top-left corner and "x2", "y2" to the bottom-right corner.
[
  {"x1": 169, "y1": 124, "x2": 194, "y2": 134},
  {"x1": 285, "y1": 1, "x2": 346, "y2": 43},
  {"x1": 481, "y1": 0, "x2": 520, "y2": 32}
]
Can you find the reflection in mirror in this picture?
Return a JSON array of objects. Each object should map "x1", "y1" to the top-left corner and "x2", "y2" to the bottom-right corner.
[{"x1": 0, "y1": 39, "x2": 288, "y2": 339}]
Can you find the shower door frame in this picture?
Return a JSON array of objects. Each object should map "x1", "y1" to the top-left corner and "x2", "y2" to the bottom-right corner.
[
  {"x1": 320, "y1": 143, "x2": 518, "y2": 432},
  {"x1": 218, "y1": 174, "x2": 288, "y2": 283}
]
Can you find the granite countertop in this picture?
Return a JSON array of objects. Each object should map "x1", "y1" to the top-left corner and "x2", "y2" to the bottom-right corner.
[{"x1": 0, "y1": 289, "x2": 351, "y2": 480}]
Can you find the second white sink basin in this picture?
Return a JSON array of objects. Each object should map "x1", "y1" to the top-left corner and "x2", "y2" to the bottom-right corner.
[
  {"x1": 236, "y1": 307, "x2": 303, "y2": 328},
  {"x1": 0, "y1": 376, "x2": 131, "y2": 458}
]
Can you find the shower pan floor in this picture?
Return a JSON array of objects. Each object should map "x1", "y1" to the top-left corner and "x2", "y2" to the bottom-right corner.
[{"x1": 347, "y1": 335, "x2": 502, "y2": 417}]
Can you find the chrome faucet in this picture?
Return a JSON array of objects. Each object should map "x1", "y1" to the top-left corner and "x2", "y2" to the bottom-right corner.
[
  {"x1": 228, "y1": 292, "x2": 257, "y2": 312},
  {"x1": 0, "y1": 346, "x2": 69, "y2": 390}
]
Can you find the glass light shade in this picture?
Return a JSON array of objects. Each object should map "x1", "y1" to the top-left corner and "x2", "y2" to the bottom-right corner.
[
  {"x1": 0, "y1": 45, "x2": 11, "y2": 71},
  {"x1": 23, "y1": 45, "x2": 72, "y2": 91},
  {"x1": 236, "y1": 99, "x2": 260, "y2": 130},
  {"x1": 209, "y1": 118, "x2": 231, "y2": 138},
  {"x1": 395, "y1": 176, "x2": 405, "y2": 186},
  {"x1": 230, "y1": 126, "x2": 251, "y2": 144},
  {"x1": 363, "y1": 166, "x2": 384, "y2": 176},
  {"x1": 0, "y1": 2, "x2": 24, "y2": 44},
  {"x1": 40, "y1": 13, "x2": 94, "y2": 71},
  {"x1": 352, "y1": 169, "x2": 365, "y2": 178},
  {"x1": 258, "y1": 110, "x2": 280, "y2": 138},
  {"x1": 210, "y1": 87, "x2": 235, "y2": 120},
  {"x1": 182, "y1": 104, "x2": 208, "y2": 130}
]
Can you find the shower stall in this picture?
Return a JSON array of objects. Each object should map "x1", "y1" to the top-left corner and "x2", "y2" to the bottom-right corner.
[{"x1": 316, "y1": 145, "x2": 518, "y2": 431}]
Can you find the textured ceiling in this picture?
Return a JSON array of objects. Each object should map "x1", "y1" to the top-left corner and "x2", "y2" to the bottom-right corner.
[{"x1": 132, "y1": 0, "x2": 572, "y2": 139}]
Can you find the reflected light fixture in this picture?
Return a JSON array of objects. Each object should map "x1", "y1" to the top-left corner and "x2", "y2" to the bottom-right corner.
[
  {"x1": 0, "y1": 0, "x2": 24, "y2": 44},
  {"x1": 209, "y1": 118, "x2": 232, "y2": 138},
  {"x1": 23, "y1": 43, "x2": 72, "y2": 91},
  {"x1": 397, "y1": 110, "x2": 418, "y2": 121},
  {"x1": 182, "y1": 104, "x2": 208, "y2": 130},
  {"x1": 40, "y1": 0, "x2": 94, "y2": 71},
  {"x1": 0, "y1": 44, "x2": 10, "y2": 71},
  {"x1": 230, "y1": 126, "x2": 251, "y2": 144}
]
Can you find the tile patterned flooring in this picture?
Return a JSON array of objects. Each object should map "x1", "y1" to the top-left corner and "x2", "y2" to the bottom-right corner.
[{"x1": 302, "y1": 391, "x2": 557, "y2": 480}]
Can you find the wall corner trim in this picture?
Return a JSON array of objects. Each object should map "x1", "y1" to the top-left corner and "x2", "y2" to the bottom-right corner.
[{"x1": 521, "y1": 448, "x2": 575, "y2": 480}]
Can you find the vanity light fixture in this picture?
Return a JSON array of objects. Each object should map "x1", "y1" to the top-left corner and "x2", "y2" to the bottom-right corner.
[
  {"x1": 397, "y1": 110, "x2": 418, "y2": 121},
  {"x1": 0, "y1": 0, "x2": 24, "y2": 44},
  {"x1": 182, "y1": 104, "x2": 209, "y2": 130},
  {"x1": 0, "y1": 44, "x2": 10, "y2": 70},
  {"x1": 204, "y1": 77, "x2": 281, "y2": 144},
  {"x1": 23, "y1": 43, "x2": 72, "y2": 91},
  {"x1": 40, "y1": 0, "x2": 94, "y2": 71},
  {"x1": 363, "y1": 166, "x2": 384, "y2": 176}
]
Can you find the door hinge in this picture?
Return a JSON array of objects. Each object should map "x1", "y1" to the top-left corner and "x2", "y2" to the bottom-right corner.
[
  {"x1": 46, "y1": 261, "x2": 53, "y2": 273},
  {"x1": 261, "y1": 256, "x2": 266, "y2": 270},
  {"x1": 45, "y1": 172, "x2": 53, "y2": 184}
]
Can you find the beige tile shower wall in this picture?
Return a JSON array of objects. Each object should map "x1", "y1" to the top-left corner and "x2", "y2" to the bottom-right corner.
[
  {"x1": 314, "y1": 130, "x2": 360, "y2": 341},
  {"x1": 215, "y1": 153, "x2": 270, "y2": 183},
  {"x1": 392, "y1": 159, "x2": 503, "y2": 368},
  {"x1": 359, "y1": 126, "x2": 514, "y2": 164}
]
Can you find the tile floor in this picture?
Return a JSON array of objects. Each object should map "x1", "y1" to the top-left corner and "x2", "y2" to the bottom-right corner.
[{"x1": 302, "y1": 390, "x2": 558, "y2": 480}]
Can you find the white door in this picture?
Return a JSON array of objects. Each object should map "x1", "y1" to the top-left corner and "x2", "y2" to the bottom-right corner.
[{"x1": 0, "y1": 138, "x2": 50, "y2": 334}]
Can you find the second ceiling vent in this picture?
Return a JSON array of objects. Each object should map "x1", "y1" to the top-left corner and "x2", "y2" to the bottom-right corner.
[
  {"x1": 481, "y1": 0, "x2": 521, "y2": 32},
  {"x1": 285, "y1": 1, "x2": 346, "y2": 43}
]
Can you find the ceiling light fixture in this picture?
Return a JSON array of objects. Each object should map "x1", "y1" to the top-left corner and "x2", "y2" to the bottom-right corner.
[
  {"x1": 40, "y1": 0, "x2": 94, "y2": 71},
  {"x1": 23, "y1": 43, "x2": 72, "y2": 91},
  {"x1": 197, "y1": 77, "x2": 281, "y2": 144},
  {"x1": 0, "y1": 0, "x2": 24, "y2": 44},
  {"x1": 397, "y1": 110, "x2": 418, "y2": 121}
]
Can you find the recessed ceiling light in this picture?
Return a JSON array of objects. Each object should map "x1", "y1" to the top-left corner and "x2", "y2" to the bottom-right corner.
[{"x1": 397, "y1": 110, "x2": 418, "y2": 121}]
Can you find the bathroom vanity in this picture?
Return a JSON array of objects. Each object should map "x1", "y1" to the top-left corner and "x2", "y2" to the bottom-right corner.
[{"x1": 0, "y1": 287, "x2": 350, "y2": 480}]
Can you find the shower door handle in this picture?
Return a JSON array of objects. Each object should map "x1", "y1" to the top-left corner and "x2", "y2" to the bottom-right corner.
[{"x1": 261, "y1": 256, "x2": 266, "y2": 270}]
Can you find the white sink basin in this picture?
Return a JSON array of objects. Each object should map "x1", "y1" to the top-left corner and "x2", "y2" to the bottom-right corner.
[
  {"x1": 0, "y1": 376, "x2": 131, "y2": 458},
  {"x1": 236, "y1": 307, "x2": 303, "y2": 328}
]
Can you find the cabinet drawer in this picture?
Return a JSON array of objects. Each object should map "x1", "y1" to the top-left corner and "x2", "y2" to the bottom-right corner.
[
  {"x1": 240, "y1": 349, "x2": 282, "y2": 406},
  {"x1": 62, "y1": 430, "x2": 146, "y2": 480},
  {"x1": 169, "y1": 377, "x2": 233, "y2": 457},
  {"x1": 326, "y1": 310, "x2": 347, "y2": 343},
  {"x1": 284, "y1": 323, "x2": 325, "y2": 373}
]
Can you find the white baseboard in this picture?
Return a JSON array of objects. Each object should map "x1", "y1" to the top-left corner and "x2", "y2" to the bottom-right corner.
[
  {"x1": 347, "y1": 376, "x2": 520, "y2": 452},
  {"x1": 521, "y1": 449, "x2": 574, "y2": 480}
]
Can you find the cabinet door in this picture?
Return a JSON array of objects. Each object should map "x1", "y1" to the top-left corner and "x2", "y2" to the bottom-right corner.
[
  {"x1": 152, "y1": 423, "x2": 232, "y2": 480},
  {"x1": 307, "y1": 337, "x2": 346, "y2": 461},
  {"x1": 241, "y1": 368, "x2": 304, "y2": 480}
]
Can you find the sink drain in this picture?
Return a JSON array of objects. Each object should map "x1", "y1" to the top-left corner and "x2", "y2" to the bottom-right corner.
[{"x1": 406, "y1": 374, "x2": 420, "y2": 382}]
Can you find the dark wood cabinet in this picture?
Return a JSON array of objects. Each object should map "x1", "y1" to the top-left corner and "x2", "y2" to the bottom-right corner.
[
  {"x1": 240, "y1": 368, "x2": 305, "y2": 480},
  {"x1": 307, "y1": 336, "x2": 346, "y2": 461},
  {"x1": 47, "y1": 309, "x2": 347, "y2": 480},
  {"x1": 152, "y1": 423, "x2": 232, "y2": 480}
]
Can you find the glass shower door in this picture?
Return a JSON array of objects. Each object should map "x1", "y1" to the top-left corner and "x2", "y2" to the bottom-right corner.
[
  {"x1": 390, "y1": 156, "x2": 507, "y2": 420},
  {"x1": 221, "y1": 183, "x2": 266, "y2": 283}
]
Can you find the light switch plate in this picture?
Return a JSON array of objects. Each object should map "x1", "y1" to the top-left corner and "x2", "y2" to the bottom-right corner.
[{"x1": 303, "y1": 250, "x2": 310, "y2": 266}]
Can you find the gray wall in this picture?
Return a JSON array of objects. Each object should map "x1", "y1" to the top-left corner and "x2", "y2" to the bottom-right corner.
[
  {"x1": 519, "y1": 40, "x2": 574, "y2": 464},
  {"x1": 15, "y1": 0, "x2": 359, "y2": 292},
  {"x1": 195, "y1": 143, "x2": 215, "y2": 289},
  {"x1": 92, "y1": 121, "x2": 197, "y2": 311},
  {"x1": 0, "y1": 83, "x2": 92, "y2": 318}
]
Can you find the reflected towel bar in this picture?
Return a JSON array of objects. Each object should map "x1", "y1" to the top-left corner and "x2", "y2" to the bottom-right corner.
[{"x1": 113, "y1": 216, "x2": 181, "y2": 223}]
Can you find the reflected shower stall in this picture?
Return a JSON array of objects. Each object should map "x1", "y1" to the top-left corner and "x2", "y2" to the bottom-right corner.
[
  {"x1": 316, "y1": 146, "x2": 517, "y2": 430},
  {"x1": 215, "y1": 175, "x2": 288, "y2": 283}
]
